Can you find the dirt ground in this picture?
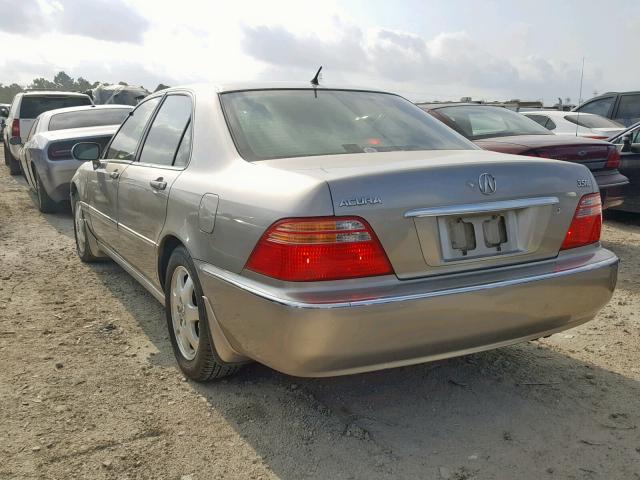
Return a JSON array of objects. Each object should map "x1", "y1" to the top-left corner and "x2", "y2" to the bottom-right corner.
[{"x1": 1, "y1": 145, "x2": 639, "y2": 480}]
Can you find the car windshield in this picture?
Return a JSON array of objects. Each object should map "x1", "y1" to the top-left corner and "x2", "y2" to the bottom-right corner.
[
  {"x1": 221, "y1": 89, "x2": 474, "y2": 161},
  {"x1": 563, "y1": 114, "x2": 623, "y2": 129},
  {"x1": 435, "y1": 106, "x2": 552, "y2": 140},
  {"x1": 19, "y1": 96, "x2": 92, "y2": 119},
  {"x1": 48, "y1": 108, "x2": 131, "y2": 131}
]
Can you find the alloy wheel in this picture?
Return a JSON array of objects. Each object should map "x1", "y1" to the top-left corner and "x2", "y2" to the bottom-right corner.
[
  {"x1": 74, "y1": 202, "x2": 86, "y2": 254},
  {"x1": 170, "y1": 265, "x2": 200, "y2": 360}
]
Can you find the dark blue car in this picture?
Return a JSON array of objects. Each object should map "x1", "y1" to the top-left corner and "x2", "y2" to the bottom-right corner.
[{"x1": 609, "y1": 121, "x2": 640, "y2": 212}]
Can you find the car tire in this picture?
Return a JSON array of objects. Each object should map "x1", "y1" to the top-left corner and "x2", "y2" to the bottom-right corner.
[
  {"x1": 72, "y1": 194, "x2": 100, "y2": 263},
  {"x1": 165, "y1": 246, "x2": 241, "y2": 381},
  {"x1": 3, "y1": 142, "x2": 20, "y2": 175},
  {"x1": 34, "y1": 170, "x2": 57, "y2": 213}
]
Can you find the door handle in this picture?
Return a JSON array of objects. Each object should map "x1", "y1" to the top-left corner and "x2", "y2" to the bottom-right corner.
[
  {"x1": 109, "y1": 170, "x2": 120, "y2": 179},
  {"x1": 150, "y1": 178, "x2": 167, "y2": 190}
]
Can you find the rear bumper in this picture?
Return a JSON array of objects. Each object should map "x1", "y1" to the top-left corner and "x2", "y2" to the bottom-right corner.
[
  {"x1": 196, "y1": 248, "x2": 618, "y2": 377},
  {"x1": 593, "y1": 170, "x2": 629, "y2": 209}
]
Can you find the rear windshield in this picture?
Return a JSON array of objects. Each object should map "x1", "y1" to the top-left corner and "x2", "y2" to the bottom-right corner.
[
  {"x1": 19, "y1": 96, "x2": 92, "y2": 119},
  {"x1": 221, "y1": 89, "x2": 473, "y2": 161},
  {"x1": 435, "y1": 106, "x2": 552, "y2": 140},
  {"x1": 563, "y1": 114, "x2": 623, "y2": 129},
  {"x1": 48, "y1": 108, "x2": 131, "y2": 131}
]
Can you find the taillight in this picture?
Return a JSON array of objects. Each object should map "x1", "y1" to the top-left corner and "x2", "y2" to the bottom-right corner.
[
  {"x1": 246, "y1": 216, "x2": 394, "y2": 281},
  {"x1": 560, "y1": 193, "x2": 602, "y2": 250},
  {"x1": 47, "y1": 141, "x2": 74, "y2": 160},
  {"x1": 11, "y1": 119, "x2": 19, "y2": 138},
  {"x1": 584, "y1": 135, "x2": 608, "y2": 140},
  {"x1": 605, "y1": 146, "x2": 620, "y2": 169}
]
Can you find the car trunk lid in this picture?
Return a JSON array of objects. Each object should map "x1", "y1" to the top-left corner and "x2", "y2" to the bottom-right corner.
[
  {"x1": 475, "y1": 135, "x2": 615, "y2": 172},
  {"x1": 261, "y1": 150, "x2": 589, "y2": 279}
]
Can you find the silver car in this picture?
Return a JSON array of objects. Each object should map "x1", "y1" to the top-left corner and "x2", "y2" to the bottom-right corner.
[
  {"x1": 70, "y1": 83, "x2": 618, "y2": 381},
  {"x1": 19, "y1": 105, "x2": 132, "y2": 212}
]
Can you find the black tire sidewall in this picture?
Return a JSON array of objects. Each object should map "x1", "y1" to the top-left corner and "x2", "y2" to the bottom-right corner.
[
  {"x1": 72, "y1": 195, "x2": 92, "y2": 261},
  {"x1": 5, "y1": 144, "x2": 20, "y2": 175},
  {"x1": 164, "y1": 246, "x2": 217, "y2": 379},
  {"x1": 34, "y1": 170, "x2": 55, "y2": 213}
]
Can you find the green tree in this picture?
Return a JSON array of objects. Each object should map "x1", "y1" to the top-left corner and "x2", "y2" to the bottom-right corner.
[
  {"x1": 53, "y1": 71, "x2": 74, "y2": 90},
  {"x1": 0, "y1": 83, "x2": 24, "y2": 104}
]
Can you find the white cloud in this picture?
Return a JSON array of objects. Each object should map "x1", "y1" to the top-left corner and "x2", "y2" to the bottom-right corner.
[
  {"x1": 0, "y1": 0, "x2": 636, "y2": 103},
  {"x1": 0, "y1": 0, "x2": 149, "y2": 44}
]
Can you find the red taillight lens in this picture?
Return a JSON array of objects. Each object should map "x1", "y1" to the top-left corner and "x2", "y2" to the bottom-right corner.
[
  {"x1": 584, "y1": 135, "x2": 608, "y2": 140},
  {"x1": 560, "y1": 193, "x2": 602, "y2": 250},
  {"x1": 246, "y1": 216, "x2": 394, "y2": 281},
  {"x1": 605, "y1": 146, "x2": 620, "y2": 169},
  {"x1": 11, "y1": 119, "x2": 19, "y2": 138}
]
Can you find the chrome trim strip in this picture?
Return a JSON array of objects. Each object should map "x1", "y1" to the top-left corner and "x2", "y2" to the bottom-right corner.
[
  {"x1": 404, "y1": 196, "x2": 559, "y2": 218},
  {"x1": 198, "y1": 253, "x2": 618, "y2": 310},
  {"x1": 97, "y1": 240, "x2": 165, "y2": 305},
  {"x1": 80, "y1": 201, "x2": 116, "y2": 224},
  {"x1": 118, "y1": 222, "x2": 158, "y2": 247}
]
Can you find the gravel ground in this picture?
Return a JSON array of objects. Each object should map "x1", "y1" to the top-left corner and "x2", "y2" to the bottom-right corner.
[{"x1": 1, "y1": 145, "x2": 639, "y2": 480}]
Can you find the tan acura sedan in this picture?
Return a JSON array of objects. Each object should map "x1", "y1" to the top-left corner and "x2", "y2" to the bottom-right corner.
[{"x1": 69, "y1": 82, "x2": 618, "y2": 381}]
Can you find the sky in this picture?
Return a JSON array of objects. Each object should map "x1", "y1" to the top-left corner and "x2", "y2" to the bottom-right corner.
[{"x1": 1, "y1": 0, "x2": 639, "y2": 104}]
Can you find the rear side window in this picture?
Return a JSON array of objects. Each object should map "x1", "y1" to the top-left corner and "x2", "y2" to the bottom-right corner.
[
  {"x1": 524, "y1": 114, "x2": 552, "y2": 129},
  {"x1": 577, "y1": 97, "x2": 614, "y2": 117},
  {"x1": 564, "y1": 114, "x2": 623, "y2": 129},
  {"x1": 173, "y1": 120, "x2": 192, "y2": 167},
  {"x1": 615, "y1": 94, "x2": 640, "y2": 124},
  {"x1": 138, "y1": 95, "x2": 192, "y2": 166},
  {"x1": 105, "y1": 98, "x2": 161, "y2": 161},
  {"x1": 48, "y1": 108, "x2": 131, "y2": 131},
  {"x1": 26, "y1": 118, "x2": 40, "y2": 141},
  {"x1": 19, "y1": 96, "x2": 92, "y2": 119}
]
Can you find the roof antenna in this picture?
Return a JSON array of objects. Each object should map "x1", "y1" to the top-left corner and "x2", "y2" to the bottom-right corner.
[
  {"x1": 575, "y1": 57, "x2": 585, "y2": 137},
  {"x1": 311, "y1": 66, "x2": 323, "y2": 87}
]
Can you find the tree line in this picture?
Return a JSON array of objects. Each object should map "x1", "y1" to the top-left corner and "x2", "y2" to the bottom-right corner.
[{"x1": 0, "y1": 71, "x2": 149, "y2": 104}]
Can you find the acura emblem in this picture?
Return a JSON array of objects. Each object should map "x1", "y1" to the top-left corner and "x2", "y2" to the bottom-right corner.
[{"x1": 478, "y1": 173, "x2": 497, "y2": 195}]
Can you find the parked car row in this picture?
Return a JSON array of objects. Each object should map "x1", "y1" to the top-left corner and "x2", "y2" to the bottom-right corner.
[
  {"x1": 522, "y1": 110, "x2": 625, "y2": 139},
  {"x1": 18, "y1": 104, "x2": 132, "y2": 212},
  {"x1": 572, "y1": 91, "x2": 640, "y2": 127},
  {"x1": 416, "y1": 103, "x2": 629, "y2": 210},
  {"x1": 0, "y1": 82, "x2": 622, "y2": 382},
  {"x1": 3, "y1": 90, "x2": 93, "y2": 174}
]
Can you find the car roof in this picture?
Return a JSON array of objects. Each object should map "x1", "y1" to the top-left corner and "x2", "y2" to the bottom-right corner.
[
  {"x1": 148, "y1": 82, "x2": 395, "y2": 98},
  {"x1": 19, "y1": 90, "x2": 91, "y2": 98},
  {"x1": 37, "y1": 104, "x2": 132, "y2": 121},
  {"x1": 416, "y1": 103, "x2": 507, "y2": 111},
  {"x1": 523, "y1": 110, "x2": 592, "y2": 117},
  {"x1": 39, "y1": 124, "x2": 120, "y2": 142}
]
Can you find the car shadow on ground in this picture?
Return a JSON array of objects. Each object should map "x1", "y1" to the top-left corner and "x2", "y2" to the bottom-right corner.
[{"x1": 83, "y1": 251, "x2": 640, "y2": 479}]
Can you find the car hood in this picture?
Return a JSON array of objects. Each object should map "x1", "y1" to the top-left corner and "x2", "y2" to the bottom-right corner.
[{"x1": 474, "y1": 134, "x2": 610, "y2": 152}]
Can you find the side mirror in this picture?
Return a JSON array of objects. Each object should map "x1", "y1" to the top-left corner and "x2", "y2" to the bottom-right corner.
[
  {"x1": 9, "y1": 136, "x2": 22, "y2": 146},
  {"x1": 71, "y1": 142, "x2": 101, "y2": 168},
  {"x1": 621, "y1": 134, "x2": 632, "y2": 153}
]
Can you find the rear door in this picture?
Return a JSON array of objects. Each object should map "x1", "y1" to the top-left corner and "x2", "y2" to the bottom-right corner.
[
  {"x1": 615, "y1": 125, "x2": 640, "y2": 198},
  {"x1": 86, "y1": 97, "x2": 161, "y2": 247},
  {"x1": 115, "y1": 94, "x2": 193, "y2": 282}
]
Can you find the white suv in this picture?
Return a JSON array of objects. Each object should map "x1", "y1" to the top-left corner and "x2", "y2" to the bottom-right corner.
[{"x1": 3, "y1": 91, "x2": 92, "y2": 175}]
